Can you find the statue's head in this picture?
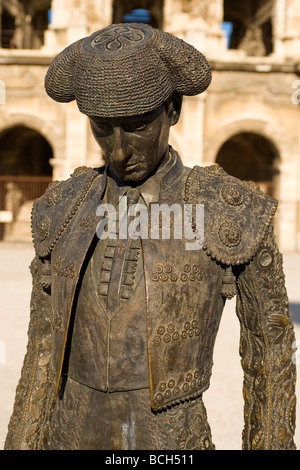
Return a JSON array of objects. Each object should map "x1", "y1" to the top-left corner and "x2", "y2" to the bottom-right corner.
[{"x1": 45, "y1": 23, "x2": 211, "y2": 182}]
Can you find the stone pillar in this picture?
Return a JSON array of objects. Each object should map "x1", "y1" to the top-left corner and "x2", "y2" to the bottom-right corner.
[
  {"x1": 206, "y1": 0, "x2": 227, "y2": 55},
  {"x1": 86, "y1": 0, "x2": 113, "y2": 34},
  {"x1": 273, "y1": 0, "x2": 300, "y2": 59},
  {"x1": 273, "y1": 0, "x2": 286, "y2": 56},
  {"x1": 285, "y1": 0, "x2": 300, "y2": 58},
  {"x1": 164, "y1": 0, "x2": 208, "y2": 47},
  {"x1": 163, "y1": 0, "x2": 222, "y2": 168},
  {"x1": 44, "y1": 0, "x2": 113, "y2": 50},
  {"x1": 177, "y1": 94, "x2": 208, "y2": 168},
  {"x1": 49, "y1": 105, "x2": 90, "y2": 181},
  {"x1": 164, "y1": 0, "x2": 226, "y2": 54},
  {"x1": 43, "y1": 0, "x2": 113, "y2": 180},
  {"x1": 64, "y1": 101, "x2": 89, "y2": 176},
  {"x1": 23, "y1": 14, "x2": 32, "y2": 49},
  {"x1": 44, "y1": 0, "x2": 89, "y2": 50}
]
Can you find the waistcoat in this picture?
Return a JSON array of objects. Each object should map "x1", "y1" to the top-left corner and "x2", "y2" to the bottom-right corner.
[{"x1": 68, "y1": 233, "x2": 149, "y2": 391}]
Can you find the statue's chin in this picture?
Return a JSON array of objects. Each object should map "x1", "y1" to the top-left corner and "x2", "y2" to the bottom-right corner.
[{"x1": 111, "y1": 165, "x2": 151, "y2": 183}]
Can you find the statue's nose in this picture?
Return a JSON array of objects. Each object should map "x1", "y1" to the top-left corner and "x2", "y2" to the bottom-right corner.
[{"x1": 112, "y1": 126, "x2": 130, "y2": 163}]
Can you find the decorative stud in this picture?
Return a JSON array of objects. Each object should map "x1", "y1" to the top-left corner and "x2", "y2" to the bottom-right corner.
[
  {"x1": 37, "y1": 216, "x2": 50, "y2": 241},
  {"x1": 218, "y1": 221, "x2": 241, "y2": 248},
  {"x1": 257, "y1": 248, "x2": 273, "y2": 268},
  {"x1": 221, "y1": 184, "x2": 244, "y2": 207},
  {"x1": 45, "y1": 187, "x2": 62, "y2": 208}
]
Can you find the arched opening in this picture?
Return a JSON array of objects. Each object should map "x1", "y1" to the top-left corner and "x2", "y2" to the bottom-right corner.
[
  {"x1": 30, "y1": 6, "x2": 50, "y2": 48},
  {"x1": 223, "y1": 0, "x2": 274, "y2": 56},
  {"x1": 0, "y1": 125, "x2": 53, "y2": 241},
  {"x1": 112, "y1": 0, "x2": 164, "y2": 29},
  {"x1": 216, "y1": 132, "x2": 279, "y2": 197},
  {"x1": 0, "y1": 0, "x2": 51, "y2": 49},
  {"x1": 0, "y1": 125, "x2": 52, "y2": 177},
  {"x1": 1, "y1": 9, "x2": 15, "y2": 48}
]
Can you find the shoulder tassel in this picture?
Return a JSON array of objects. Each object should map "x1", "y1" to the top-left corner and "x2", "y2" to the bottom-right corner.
[{"x1": 221, "y1": 266, "x2": 237, "y2": 300}]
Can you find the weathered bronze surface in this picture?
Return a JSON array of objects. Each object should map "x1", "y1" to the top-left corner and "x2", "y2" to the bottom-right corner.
[{"x1": 5, "y1": 23, "x2": 296, "y2": 450}]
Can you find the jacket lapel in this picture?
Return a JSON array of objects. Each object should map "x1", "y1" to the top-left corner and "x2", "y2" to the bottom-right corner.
[{"x1": 50, "y1": 172, "x2": 107, "y2": 391}]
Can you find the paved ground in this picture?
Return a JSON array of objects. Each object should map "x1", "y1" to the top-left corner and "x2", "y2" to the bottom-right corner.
[{"x1": 0, "y1": 241, "x2": 299, "y2": 450}]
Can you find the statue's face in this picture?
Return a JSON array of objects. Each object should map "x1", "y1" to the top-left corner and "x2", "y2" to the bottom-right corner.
[{"x1": 89, "y1": 104, "x2": 173, "y2": 182}]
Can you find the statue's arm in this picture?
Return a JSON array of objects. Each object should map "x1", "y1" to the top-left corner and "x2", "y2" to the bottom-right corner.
[
  {"x1": 4, "y1": 254, "x2": 53, "y2": 450},
  {"x1": 235, "y1": 225, "x2": 297, "y2": 450}
]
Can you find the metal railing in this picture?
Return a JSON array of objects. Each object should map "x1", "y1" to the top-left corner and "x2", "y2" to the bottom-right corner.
[{"x1": 0, "y1": 175, "x2": 52, "y2": 242}]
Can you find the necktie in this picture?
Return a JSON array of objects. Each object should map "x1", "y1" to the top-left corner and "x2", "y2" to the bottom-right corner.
[
  {"x1": 106, "y1": 188, "x2": 141, "y2": 312},
  {"x1": 127, "y1": 188, "x2": 140, "y2": 206}
]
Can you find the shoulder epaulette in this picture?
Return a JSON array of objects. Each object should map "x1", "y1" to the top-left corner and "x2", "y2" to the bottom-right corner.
[
  {"x1": 31, "y1": 166, "x2": 104, "y2": 257},
  {"x1": 184, "y1": 164, "x2": 278, "y2": 266}
]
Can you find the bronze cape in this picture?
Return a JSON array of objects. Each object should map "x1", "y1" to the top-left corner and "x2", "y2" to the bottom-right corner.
[{"x1": 5, "y1": 151, "x2": 296, "y2": 450}]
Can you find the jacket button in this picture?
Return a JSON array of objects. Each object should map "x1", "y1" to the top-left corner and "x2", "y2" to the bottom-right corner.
[{"x1": 164, "y1": 334, "x2": 171, "y2": 343}]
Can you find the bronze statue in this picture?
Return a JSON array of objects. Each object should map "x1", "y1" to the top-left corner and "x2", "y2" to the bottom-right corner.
[{"x1": 5, "y1": 23, "x2": 296, "y2": 450}]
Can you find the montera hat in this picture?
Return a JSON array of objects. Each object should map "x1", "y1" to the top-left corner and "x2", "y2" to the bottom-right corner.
[{"x1": 45, "y1": 23, "x2": 212, "y2": 117}]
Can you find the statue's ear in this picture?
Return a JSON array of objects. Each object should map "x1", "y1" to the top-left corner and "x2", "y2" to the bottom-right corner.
[{"x1": 169, "y1": 92, "x2": 182, "y2": 126}]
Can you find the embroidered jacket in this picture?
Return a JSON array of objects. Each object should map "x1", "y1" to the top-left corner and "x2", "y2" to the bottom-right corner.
[{"x1": 5, "y1": 151, "x2": 296, "y2": 450}]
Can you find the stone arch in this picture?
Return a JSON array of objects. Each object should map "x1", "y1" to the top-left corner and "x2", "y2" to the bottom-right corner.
[
  {"x1": 0, "y1": 110, "x2": 65, "y2": 168},
  {"x1": 216, "y1": 131, "x2": 279, "y2": 197},
  {"x1": 204, "y1": 115, "x2": 298, "y2": 179},
  {"x1": 0, "y1": 124, "x2": 53, "y2": 177},
  {"x1": 204, "y1": 115, "x2": 299, "y2": 249},
  {"x1": 0, "y1": 121, "x2": 54, "y2": 240}
]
